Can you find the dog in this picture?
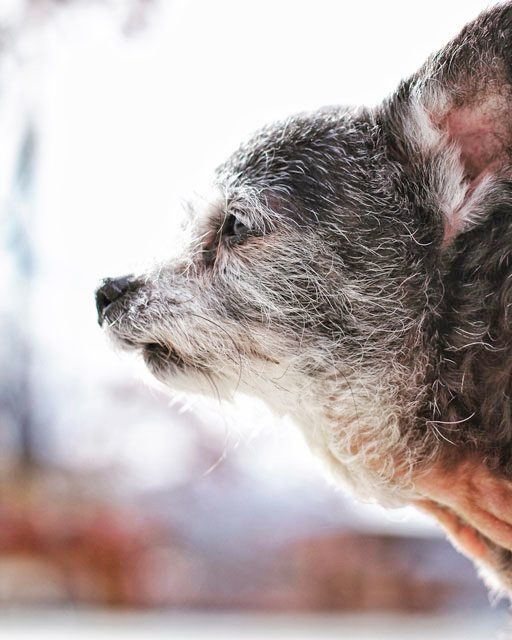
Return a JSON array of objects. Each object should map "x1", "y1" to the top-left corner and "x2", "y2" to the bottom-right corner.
[{"x1": 96, "y1": 2, "x2": 512, "y2": 597}]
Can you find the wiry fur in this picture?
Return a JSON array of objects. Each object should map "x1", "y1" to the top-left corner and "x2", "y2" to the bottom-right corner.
[{"x1": 98, "y1": 3, "x2": 512, "y2": 596}]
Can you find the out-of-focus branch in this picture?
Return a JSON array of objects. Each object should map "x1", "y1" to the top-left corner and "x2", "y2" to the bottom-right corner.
[
  {"x1": 0, "y1": 0, "x2": 158, "y2": 48},
  {"x1": 0, "y1": 0, "x2": 159, "y2": 471}
]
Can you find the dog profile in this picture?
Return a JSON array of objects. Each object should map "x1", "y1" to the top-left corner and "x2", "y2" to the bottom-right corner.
[{"x1": 96, "y1": 3, "x2": 512, "y2": 597}]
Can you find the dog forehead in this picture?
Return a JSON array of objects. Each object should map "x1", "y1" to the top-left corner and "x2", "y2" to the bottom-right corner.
[
  {"x1": 215, "y1": 107, "x2": 372, "y2": 190},
  {"x1": 209, "y1": 107, "x2": 391, "y2": 231}
]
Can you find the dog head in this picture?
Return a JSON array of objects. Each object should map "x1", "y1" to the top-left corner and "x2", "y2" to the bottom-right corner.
[
  {"x1": 97, "y1": 4, "x2": 512, "y2": 523},
  {"x1": 97, "y1": 105, "x2": 434, "y2": 389}
]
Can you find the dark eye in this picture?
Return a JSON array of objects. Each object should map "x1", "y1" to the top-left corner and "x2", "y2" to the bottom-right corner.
[
  {"x1": 232, "y1": 217, "x2": 247, "y2": 236},
  {"x1": 222, "y1": 213, "x2": 250, "y2": 239}
]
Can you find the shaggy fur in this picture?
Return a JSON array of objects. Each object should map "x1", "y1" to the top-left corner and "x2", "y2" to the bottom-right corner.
[{"x1": 97, "y1": 3, "x2": 512, "y2": 596}]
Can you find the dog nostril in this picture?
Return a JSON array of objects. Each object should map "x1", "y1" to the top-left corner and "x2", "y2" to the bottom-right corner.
[{"x1": 95, "y1": 274, "x2": 135, "y2": 325}]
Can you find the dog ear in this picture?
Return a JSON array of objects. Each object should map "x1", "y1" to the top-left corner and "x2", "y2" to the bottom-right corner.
[{"x1": 384, "y1": 4, "x2": 512, "y2": 243}]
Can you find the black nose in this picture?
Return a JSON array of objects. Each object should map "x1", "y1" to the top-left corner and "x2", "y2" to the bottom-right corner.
[{"x1": 95, "y1": 274, "x2": 135, "y2": 325}]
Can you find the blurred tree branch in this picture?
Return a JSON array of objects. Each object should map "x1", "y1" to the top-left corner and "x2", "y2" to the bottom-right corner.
[{"x1": 0, "y1": 0, "x2": 158, "y2": 472}]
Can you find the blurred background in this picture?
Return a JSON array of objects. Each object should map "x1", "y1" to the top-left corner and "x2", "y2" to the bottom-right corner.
[{"x1": 0, "y1": 0, "x2": 508, "y2": 637}]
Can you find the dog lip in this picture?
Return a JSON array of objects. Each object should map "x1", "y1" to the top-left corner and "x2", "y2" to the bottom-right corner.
[
  {"x1": 145, "y1": 342, "x2": 167, "y2": 354},
  {"x1": 143, "y1": 341, "x2": 173, "y2": 360},
  {"x1": 142, "y1": 342, "x2": 185, "y2": 372}
]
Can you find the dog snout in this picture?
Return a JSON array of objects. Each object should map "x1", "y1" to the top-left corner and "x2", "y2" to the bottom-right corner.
[{"x1": 95, "y1": 274, "x2": 136, "y2": 325}]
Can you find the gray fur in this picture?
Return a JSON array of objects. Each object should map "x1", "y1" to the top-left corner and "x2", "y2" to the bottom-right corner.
[{"x1": 97, "y1": 3, "x2": 512, "y2": 597}]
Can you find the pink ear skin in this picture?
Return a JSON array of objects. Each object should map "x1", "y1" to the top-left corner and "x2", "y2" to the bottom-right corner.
[
  {"x1": 444, "y1": 105, "x2": 508, "y2": 183},
  {"x1": 414, "y1": 458, "x2": 512, "y2": 555},
  {"x1": 438, "y1": 100, "x2": 510, "y2": 244},
  {"x1": 386, "y1": 5, "x2": 512, "y2": 244}
]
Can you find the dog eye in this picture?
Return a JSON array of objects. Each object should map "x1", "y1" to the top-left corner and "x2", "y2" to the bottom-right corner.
[{"x1": 222, "y1": 213, "x2": 250, "y2": 239}]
